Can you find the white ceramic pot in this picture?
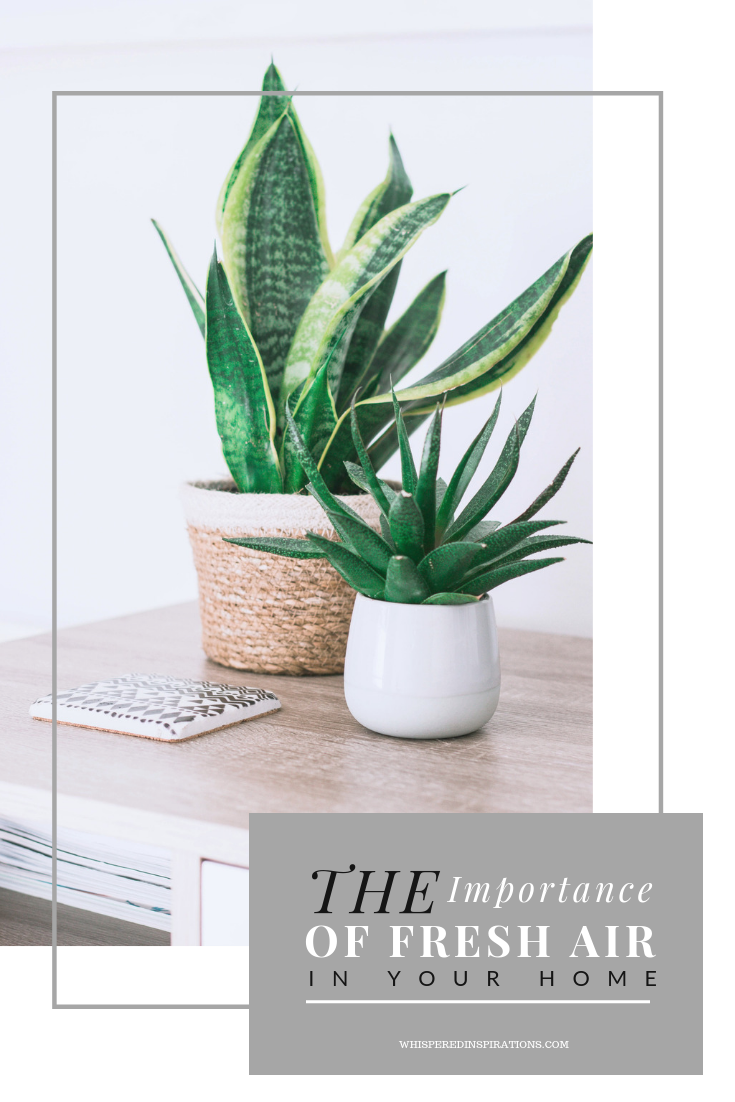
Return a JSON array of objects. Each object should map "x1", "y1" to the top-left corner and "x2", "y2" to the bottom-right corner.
[{"x1": 343, "y1": 594, "x2": 501, "y2": 739}]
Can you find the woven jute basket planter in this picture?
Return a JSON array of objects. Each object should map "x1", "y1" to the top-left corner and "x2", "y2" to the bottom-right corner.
[{"x1": 181, "y1": 480, "x2": 383, "y2": 675}]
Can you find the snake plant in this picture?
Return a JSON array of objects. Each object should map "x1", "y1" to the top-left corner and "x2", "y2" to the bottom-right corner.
[
  {"x1": 224, "y1": 391, "x2": 591, "y2": 604},
  {"x1": 153, "y1": 61, "x2": 592, "y2": 497}
]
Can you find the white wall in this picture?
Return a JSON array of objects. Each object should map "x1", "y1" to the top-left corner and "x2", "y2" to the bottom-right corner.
[{"x1": 0, "y1": 2, "x2": 592, "y2": 639}]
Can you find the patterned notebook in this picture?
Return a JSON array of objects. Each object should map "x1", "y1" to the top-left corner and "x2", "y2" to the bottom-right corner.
[{"x1": 29, "y1": 674, "x2": 281, "y2": 742}]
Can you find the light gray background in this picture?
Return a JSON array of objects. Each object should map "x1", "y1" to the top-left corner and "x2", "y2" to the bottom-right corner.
[
  {"x1": 250, "y1": 814, "x2": 702, "y2": 1075},
  {"x1": 0, "y1": 3, "x2": 592, "y2": 642}
]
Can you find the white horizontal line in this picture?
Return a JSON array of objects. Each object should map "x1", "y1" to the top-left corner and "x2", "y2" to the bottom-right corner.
[{"x1": 306, "y1": 999, "x2": 650, "y2": 1005}]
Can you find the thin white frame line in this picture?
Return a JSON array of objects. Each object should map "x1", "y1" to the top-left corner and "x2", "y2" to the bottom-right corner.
[{"x1": 305, "y1": 999, "x2": 651, "y2": 1005}]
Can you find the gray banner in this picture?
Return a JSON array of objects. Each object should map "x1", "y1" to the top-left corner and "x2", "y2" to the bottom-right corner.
[{"x1": 250, "y1": 814, "x2": 702, "y2": 1074}]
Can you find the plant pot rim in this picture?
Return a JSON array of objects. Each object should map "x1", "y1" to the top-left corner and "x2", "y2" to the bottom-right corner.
[{"x1": 354, "y1": 593, "x2": 492, "y2": 609}]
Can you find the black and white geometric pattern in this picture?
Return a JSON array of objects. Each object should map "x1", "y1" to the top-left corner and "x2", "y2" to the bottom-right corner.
[{"x1": 30, "y1": 674, "x2": 281, "y2": 742}]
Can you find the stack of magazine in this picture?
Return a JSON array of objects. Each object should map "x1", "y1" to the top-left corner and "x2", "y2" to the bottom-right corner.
[{"x1": 0, "y1": 817, "x2": 171, "y2": 931}]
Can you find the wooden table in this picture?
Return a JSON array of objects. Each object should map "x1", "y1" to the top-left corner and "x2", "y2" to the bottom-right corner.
[{"x1": 0, "y1": 601, "x2": 592, "y2": 942}]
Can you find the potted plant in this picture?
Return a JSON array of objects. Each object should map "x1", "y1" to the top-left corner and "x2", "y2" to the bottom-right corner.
[
  {"x1": 227, "y1": 392, "x2": 591, "y2": 738},
  {"x1": 153, "y1": 61, "x2": 592, "y2": 675}
]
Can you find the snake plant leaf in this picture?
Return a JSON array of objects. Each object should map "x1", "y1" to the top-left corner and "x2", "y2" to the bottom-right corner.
[
  {"x1": 205, "y1": 252, "x2": 281, "y2": 493},
  {"x1": 348, "y1": 396, "x2": 391, "y2": 514},
  {"x1": 337, "y1": 263, "x2": 402, "y2": 413},
  {"x1": 384, "y1": 555, "x2": 431, "y2": 604},
  {"x1": 279, "y1": 193, "x2": 451, "y2": 424},
  {"x1": 417, "y1": 541, "x2": 484, "y2": 593},
  {"x1": 415, "y1": 404, "x2": 442, "y2": 550},
  {"x1": 422, "y1": 592, "x2": 480, "y2": 605},
  {"x1": 442, "y1": 235, "x2": 594, "y2": 408},
  {"x1": 282, "y1": 355, "x2": 338, "y2": 493},
  {"x1": 343, "y1": 461, "x2": 398, "y2": 512},
  {"x1": 487, "y1": 534, "x2": 591, "y2": 567},
  {"x1": 339, "y1": 134, "x2": 413, "y2": 259},
  {"x1": 283, "y1": 405, "x2": 360, "y2": 522},
  {"x1": 435, "y1": 392, "x2": 503, "y2": 540},
  {"x1": 387, "y1": 492, "x2": 425, "y2": 562},
  {"x1": 215, "y1": 61, "x2": 290, "y2": 233},
  {"x1": 360, "y1": 236, "x2": 590, "y2": 410},
  {"x1": 221, "y1": 110, "x2": 329, "y2": 409},
  {"x1": 392, "y1": 390, "x2": 418, "y2": 493},
  {"x1": 324, "y1": 510, "x2": 393, "y2": 575},
  {"x1": 373, "y1": 271, "x2": 447, "y2": 394},
  {"x1": 151, "y1": 220, "x2": 205, "y2": 336},
  {"x1": 304, "y1": 530, "x2": 385, "y2": 599},
  {"x1": 510, "y1": 449, "x2": 580, "y2": 524},
  {"x1": 465, "y1": 520, "x2": 565, "y2": 571},
  {"x1": 443, "y1": 396, "x2": 536, "y2": 543},
  {"x1": 457, "y1": 556, "x2": 565, "y2": 596},
  {"x1": 222, "y1": 535, "x2": 325, "y2": 559}
]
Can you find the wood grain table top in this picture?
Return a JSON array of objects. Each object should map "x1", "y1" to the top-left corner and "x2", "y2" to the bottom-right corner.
[{"x1": 0, "y1": 602, "x2": 592, "y2": 820}]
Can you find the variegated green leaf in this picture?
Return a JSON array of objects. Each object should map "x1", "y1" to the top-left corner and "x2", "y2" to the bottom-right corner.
[
  {"x1": 205, "y1": 252, "x2": 281, "y2": 493},
  {"x1": 222, "y1": 536, "x2": 325, "y2": 558},
  {"x1": 384, "y1": 555, "x2": 430, "y2": 604},
  {"x1": 282, "y1": 405, "x2": 361, "y2": 522},
  {"x1": 220, "y1": 111, "x2": 329, "y2": 410},
  {"x1": 215, "y1": 62, "x2": 290, "y2": 234},
  {"x1": 373, "y1": 271, "x2": 447, "y2": 393},
  {"x1": 441, "y1": 235, "x2": 594, "y2": 408},
  {"x1": 282, "y1": 355, "x2": 338, "y2": 493},
  {"x1": 359, "y1": 235, "x2": 591, "y2": 411},
  {"x1": 151, "y1": 220, "x2": 205, "y2": 336},
  {"x1": 279, "y1": 193, "x2": 451, "y2": 427},
  {"x1": 337, "y1": 133, "x2": 413, "y2": 259}
]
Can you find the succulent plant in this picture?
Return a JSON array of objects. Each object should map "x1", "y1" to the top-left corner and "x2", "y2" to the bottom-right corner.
[
  {"x1": 224, "y1": 391, "x2": 591, "y2": 605},
  {"x1": 153, "y1": 61, "x2": 593, "y2": 497}
]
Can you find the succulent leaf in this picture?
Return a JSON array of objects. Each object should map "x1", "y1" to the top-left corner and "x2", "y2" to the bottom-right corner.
[
  {"x1": 422, "y1": 592, "x2": 481, "y2": 605},
  {"x1": 324, "y1": 509, "x2": 393, "y2": 575},
  {"x1": 151, "y1": 220, "x2": 205, "y2": 336},
  {"x1": 415, "y1": 404, "x2": 442, "y2": 551},
  {"x1": 349, "y1": 396, "x2": 391, "y2": 514},
  {"x1": 387, "y1": 492, "x2": 425, "y2": 562},
  {"x1": 343, "y1": 461, "x2": 397, "y2": 512},
  {"x1": 467, "y1": 519, "x2": 565, "y2": 571},
  {"x1": 510, "y1": 449, "x2": 580, "y2": 524},
  {"x1": 485, "y1": 534, "x2": 591, "y2": 567},
  {"x1": 223, "y1": 535, "x2": 325, "y2": 558},
  {"x1": 221, "y1": 111, "x2": 329, "y2": 409},
  {"x1": 384, "y1": 555, "x2": 431, "y2": 604},
  {"x1": 304, "y1": 530, "x2": 386, "y2": 599},
  {"x1": 457, "y1": 556, "x2": 565, "y2": 596},
  {"x1": 442, "y1": 396, "x2": 536, "y2": 543},
  {"x1": 418, "y1": 542, "x2": 484, "y2": 593},
  {"x1": 283, "y1": 405, "x2": 360, "y2": 521},
  {"x1": 205, "y1": 252, "x2": 281, "y2": 492},
  {"x1": 392, "y1": 390, "x2": 418, "y2": 493},
  {"x1": 463, "y1": 519, "x2": 502, "y2": 541},
  {"x1": 435, "y1": 391, "x2": 502, "y2": 539},
  {"x1": 279, "y1": 193, "x2": 451, "y2": 425}
]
